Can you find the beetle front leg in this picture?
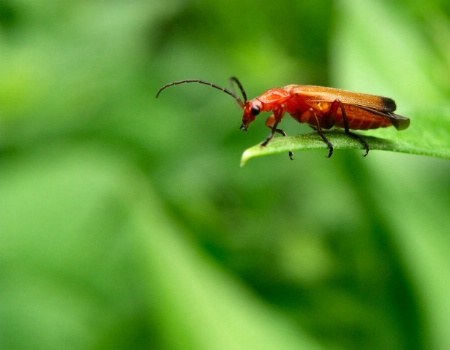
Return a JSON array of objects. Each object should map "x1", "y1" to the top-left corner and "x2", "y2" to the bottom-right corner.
[
  {"x1": 263, "y1": 114, "x2": 294, "y2": 160},
  {"x1": 261, "y1": 114, "x2": 277, "y2": 147}
]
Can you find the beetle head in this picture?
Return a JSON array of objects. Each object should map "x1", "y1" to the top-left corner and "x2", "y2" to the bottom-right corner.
[{"x1": 240, "y1": 99, "x2": 262, "y2": 131}]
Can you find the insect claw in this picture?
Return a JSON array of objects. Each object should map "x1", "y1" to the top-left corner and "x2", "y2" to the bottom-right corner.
[
  {"x1": 326, "y1": 146, "x2": 334, "y2": 158},
  {"x1": 362, "y1": 140, "x2": 370, "y2": 157},
  {"x1": 288, "y1": 151, "x2": 294, "y2": 160},
  {"x1": 345, "y1": 131, "x2": 369, "y2": 157}
]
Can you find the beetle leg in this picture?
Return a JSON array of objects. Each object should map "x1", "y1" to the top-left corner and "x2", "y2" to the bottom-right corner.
[
  {"x1": 337, "y1": 102, "x2": 370, "y2": 156},
  {"x1": 264, "y1": 114, "x2": 294, "y2": 160},
  {"x1": 307, "y1": 108, "x2": 334, "y2": 158}
]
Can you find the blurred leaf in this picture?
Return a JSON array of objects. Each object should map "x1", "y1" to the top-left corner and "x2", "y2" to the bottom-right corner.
[
  {"x1": 332, "y1": 0, "x2": 449, "y2": 106},
  {"x1": 241, "y1": 108, "x2": 450, "y2": 165},
  {"x1": 0, "y1": 144, "x2": 323, "y2": 350},
  {"x1": 1, "y1": 0, "x2": 450, "y2": 349},
  {"x1": 133, "y1": 187, "x2": 324, "y2": 350},
  {"x1": 332, "y1": 1, "x2": 450, "y2": 349}
]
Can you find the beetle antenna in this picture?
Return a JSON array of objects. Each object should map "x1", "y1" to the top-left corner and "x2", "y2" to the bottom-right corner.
[
  {"x1": 229, "y1": 76, "x2": 247, "y2": 103},
  {"x1": 156, "y1": 78, "x2": 246, "y2": 108}
]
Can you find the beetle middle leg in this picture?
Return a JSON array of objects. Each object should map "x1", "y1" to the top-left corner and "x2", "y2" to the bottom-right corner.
[
  {"x1": 264, "y1": 114, "x2": 294, "y2": 160},
  {"x1": 307, "y1": 108, "x2": 334, "y2": 158}
]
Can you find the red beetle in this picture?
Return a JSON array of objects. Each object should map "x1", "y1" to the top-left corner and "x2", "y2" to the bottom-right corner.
[{"x1": 157, "y1": 77, "x2": 410, "y2": 158}]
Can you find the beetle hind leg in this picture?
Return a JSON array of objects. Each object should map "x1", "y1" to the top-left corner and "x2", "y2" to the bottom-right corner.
[
  {"x1": 339, "y1": 104, "x2": 370, "y2": 156},
  {"x1": 345, "y1": 131, "x2": 369, "y2": 156}
]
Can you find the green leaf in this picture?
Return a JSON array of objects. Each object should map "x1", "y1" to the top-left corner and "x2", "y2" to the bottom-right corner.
[{"x1": 241, "y1": 108, "x2": 450, "y2": 166}]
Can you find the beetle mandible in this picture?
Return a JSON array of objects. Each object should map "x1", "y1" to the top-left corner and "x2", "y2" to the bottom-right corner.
[{"x1": 156, "y1": 77, "x2": 410, "y2": 159}]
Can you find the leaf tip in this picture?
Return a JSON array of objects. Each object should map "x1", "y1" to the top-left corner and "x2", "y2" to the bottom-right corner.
[{"x1": 240, "y1": 149, "x2": 252, "y2": 167}]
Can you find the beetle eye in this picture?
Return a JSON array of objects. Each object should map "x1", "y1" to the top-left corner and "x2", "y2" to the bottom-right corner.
[{"x1": 251, "y1": 106, "x2": 260, "y2": 116}]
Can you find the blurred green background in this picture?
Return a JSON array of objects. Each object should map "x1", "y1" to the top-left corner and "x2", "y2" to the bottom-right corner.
[{"x1": 1, "y1": 0, "x2": 449, "y2": 349}]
